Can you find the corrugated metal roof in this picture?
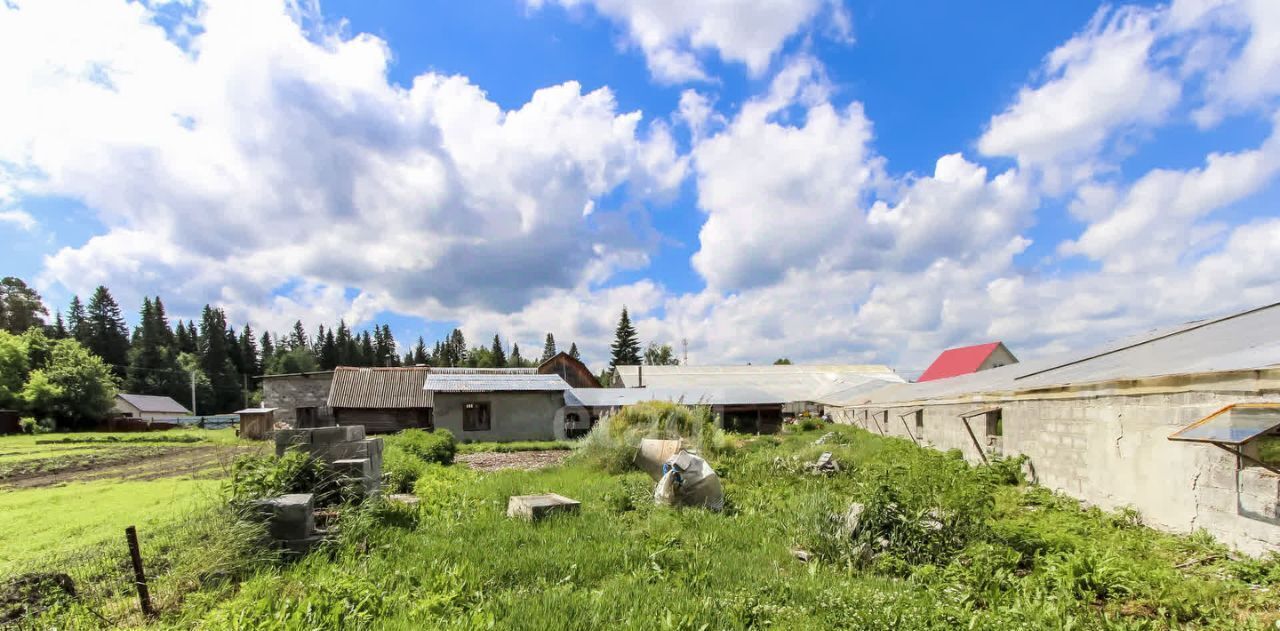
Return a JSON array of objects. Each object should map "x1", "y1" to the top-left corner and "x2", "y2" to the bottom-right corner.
[
  {"x1": 428, "y1": 367, "x2": 538, "y2": 375},
  {"x1": 116, "y1": 393, "x2": 191, "y2": 414},
  {"x1": 424, "y1": 373, "x2": 571, "y2": 392},
  {"x1": 917, "y1": 342, "x2": 1003, "y2": 382},
  {"x1": 567, "y1": 386, "x2": 787, "y2": 407},
  {"x1": 612, "y1": 364, "x2": 905, "y2": 403},
  {"x1": 328, "y1": 367, "x2": 433, "y2": 408},
  {"x1": 850, "y1": 302, "x2": 1280, "y2": 407}
]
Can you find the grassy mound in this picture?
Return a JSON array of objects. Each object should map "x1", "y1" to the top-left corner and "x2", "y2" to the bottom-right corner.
[{"x1": 572, "y1": 400, "x2": 732, "y2": 473}]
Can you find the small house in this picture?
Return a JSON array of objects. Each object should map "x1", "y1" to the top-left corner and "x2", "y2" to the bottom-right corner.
[
  {"x1": 259, "y1": 370, "x2": 335, "y2": 427},
  {"x1": 113, "y1": 393, "x2": 191, "y2": 421},
  {"x1": 424, "y1": 370, "x2": 571, "y2": 441},
  {"x1": 916, "y1": 342, "x2": 1018, "y2": 382}
]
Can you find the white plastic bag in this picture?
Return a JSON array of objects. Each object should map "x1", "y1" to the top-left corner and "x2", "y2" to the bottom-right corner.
[
  {"x1": 652, "y1": 450, "x2": 724, "y2": 511},
  {"x1": 654, "y1": 469, "x2": 679, "y2": 506}
]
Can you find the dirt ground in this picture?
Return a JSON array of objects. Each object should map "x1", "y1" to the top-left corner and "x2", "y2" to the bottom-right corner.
[
  {"x1": 456, "y1": 450, "x2": 572, "y2": 472},
  {"x1": 1, "y1": 444, "x2": 262, "y2": 489}
]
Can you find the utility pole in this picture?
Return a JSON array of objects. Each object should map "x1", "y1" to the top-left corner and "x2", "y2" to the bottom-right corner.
[
  {"x1": 242, "y1": 374, "x2": 249, "y2": 410},
  {"x1": 682, "y1": 338, "x2": 688, "y2": 366},
  {"x1": 189, "y1": 371, "x2": 197, "y2": 416}
]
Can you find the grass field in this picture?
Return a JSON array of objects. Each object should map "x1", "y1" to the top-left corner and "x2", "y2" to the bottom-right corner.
[
  {"x1": 0, "y1": 428, "x2": 256, "y2": 574},
  {"x1": 0, "y1": 477, "x2": 222, "y2": 571},
  {"x1": 10, "y1": 420, "x2": 1280, "y2": 629}
]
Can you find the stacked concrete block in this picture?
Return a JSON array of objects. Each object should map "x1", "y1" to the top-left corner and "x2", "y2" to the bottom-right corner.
[
  {"x1": 273, "y1": 426, "x2": 383, "y2": 497},
  {"x1": 250, "y1": 493, "x2": 323, "y2": 554}
]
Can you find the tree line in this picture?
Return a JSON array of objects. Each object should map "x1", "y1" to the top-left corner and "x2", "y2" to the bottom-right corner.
[{"x1": 0, "y1": 276, "x2": 688, "y2": 421}]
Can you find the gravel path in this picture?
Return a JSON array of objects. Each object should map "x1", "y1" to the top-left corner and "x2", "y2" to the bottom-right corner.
[{"x1": 456, "y1": 450, "x2": 572, "y2": 472}]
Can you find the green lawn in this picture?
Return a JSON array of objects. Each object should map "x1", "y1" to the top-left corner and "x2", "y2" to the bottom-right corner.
[{"x1": 0, "y1": 477, "x2": 221, "y2": 572}]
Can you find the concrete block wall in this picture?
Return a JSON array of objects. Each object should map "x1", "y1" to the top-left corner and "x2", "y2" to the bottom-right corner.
[
  {"x1": 835, "y1": 390, "x2": 1280, "y2": 555},
  {"x1": 262, "y1": 373, "x2": 334, "y2": 427}
]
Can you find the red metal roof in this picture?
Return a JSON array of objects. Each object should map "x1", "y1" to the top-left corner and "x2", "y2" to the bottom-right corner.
[{"x1": 917, "y1": 342, "x2": 1003, "y2": 382}]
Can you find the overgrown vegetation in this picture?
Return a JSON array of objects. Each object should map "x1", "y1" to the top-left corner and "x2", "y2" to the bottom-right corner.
[
  {"x1": 572, "y1": 400, "x2": 731, "y2": 473},
  {"x1": 10, "y1": 420, "x2": 1280, "y2": 629},
  {"x1": 380, "y1": 429, "x2": 459, "y2": 493}
]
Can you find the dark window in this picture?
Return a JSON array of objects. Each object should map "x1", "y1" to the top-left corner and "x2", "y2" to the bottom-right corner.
[
  {"x1": 986, "y1": 410, "x2": 1003, "y2": 437},
  {"x1": 463, "y1": 402, "x2": 491, "y2": 431},
  {"x1": 914, "y1": 410, "x2": 924, "y2": 437}
]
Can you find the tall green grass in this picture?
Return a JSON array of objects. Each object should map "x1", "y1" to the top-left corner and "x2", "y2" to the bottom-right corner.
[{"x1": 18, "y1": 422, "x2": 1280, "y2": 629}]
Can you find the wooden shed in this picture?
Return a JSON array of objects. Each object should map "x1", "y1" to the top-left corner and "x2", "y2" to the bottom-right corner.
[
  {"x1": 537, "y1": 352, "x2": 601, "y2": 389},
  {"x1": 235, "y1": 407, "x2": 278, "y2": 440},
  {"x1": 326, "y1": 367, "x2": 434, "y2": 434}
]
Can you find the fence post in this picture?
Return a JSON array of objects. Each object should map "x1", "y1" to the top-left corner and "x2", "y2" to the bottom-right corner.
[{"x1": 124, "y1": 526, "x2": 154, "y2": 617}]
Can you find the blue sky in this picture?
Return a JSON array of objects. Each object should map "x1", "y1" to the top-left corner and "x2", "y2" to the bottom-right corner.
[{"x1": 2, "y1": 0, "x2": 1278, "y2": 372}]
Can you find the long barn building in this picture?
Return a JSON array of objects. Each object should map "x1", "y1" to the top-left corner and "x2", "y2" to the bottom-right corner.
[{"x1": 825, "y1": 303, "x2": 1280, "y2": 555}]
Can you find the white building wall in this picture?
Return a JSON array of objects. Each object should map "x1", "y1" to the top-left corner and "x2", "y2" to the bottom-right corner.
[{"x1": 834, "y1": 387, "x2": 1280, "y2": 555}]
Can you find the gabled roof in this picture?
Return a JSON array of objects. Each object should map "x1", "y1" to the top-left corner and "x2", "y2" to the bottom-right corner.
[
  {"x1": 328, "y1": 367, "x2": 434, "y2": 409},
  {"x1": 424, "y1": 373, "x2": 571, "y2": 393},
  {"x1": 917, "y1": 342, "x2": 1007, "y2": 382},
  {"x1": 538, "y1": 351, "x2": 602, "y2": 388},
  {"x1": 116, "y1": 393, "x2": 191, "y2": 415},
  {"x1": 852, "y1": 301, "x2": 1280, "y2": 407}
]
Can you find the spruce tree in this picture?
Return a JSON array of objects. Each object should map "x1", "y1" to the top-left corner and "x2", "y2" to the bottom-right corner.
[
  {"x1": 126, "y1": 296, "x2": 184, "y2": 400},
  {"x1": 335, "y1": 320, "x2": 354, "y2": 366},
  {"x1": 84, "y1": 286, "x2": 130, "y2": 373},
  {"x1": 374, "y1": 325, "x2": 396, "y2": 366},
  {"x1": 226, "y1": 326, "x2": 244, "y2": 376},
  {"x1": 569, "y1": 342, "x2": 581, "y2": 361},
  {"x1": 313, "y1": 324, "x2": 327, "y2": 361},
  {"x1": 491, "y1": 334, "x2": 507, "y2": 367},
  {"x1": 412, "y1": 337, "x2": 428, "y2": 365},
  {"x1": 609, "y1": 307, "x2": 641, "y2": 367},
  {"x1": 153, "y1": 297, "x2": 175, "y2": 348},
  {"x1": 319, "y1": 328, "x2": 338, "y2": 369},
  {"x1": 510, "y1": 343, "x2": 524, "y2": 367},
  {"x1": 67, "y1": 296, "x2": 87, "y2": 344},
  {"x1": 185, "y1": 321, "x2": 198, "y2": 352},
  {"x1": 359, "y1": 331, "x2": 375, "y2": 367},
  {"x1": 174, "y1": 319, "x2": 190, "y2": 353},
  {"x1": 541, "y1": 333, "x2": 557, "y2": 362},
  {"x1": 52, "y1": 310, "x2": 68, "y2": 339},
  {"x1": 259, "y1": 331, "x2": 276, "y2": 368},
  {"x1": 198, "y1": 305, "x2": 240, "y2": 412},
  {"x1": 239, "y1": 325, "x2": 260, "y2": 376},
  {"x1": 289, "y1": 320, "x2": 308, "y2": 350}
]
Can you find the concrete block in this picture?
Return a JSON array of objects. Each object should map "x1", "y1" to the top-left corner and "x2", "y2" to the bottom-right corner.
[
  {"x1": 1239, "y1": 468, "x2": 1280, "y2": 498},
  {"x1": 1206, "y1": 466, "x2": 1240, "y2": 491},
  {"x1": 1238, "y1": 493, "x2": 1279, "y2": 520},
  {"x1": 311, "y1": 425, "x2": 365, "y2": 444},
  {"x1": 507, "y1": 493, "x2": 581, "y2": 521},
  {"x1": 274, "y1": 429, "x2": 313, "y2": 456},
  {"x1": 251, "y1": 493, "x2": 315, "y2": 541}
]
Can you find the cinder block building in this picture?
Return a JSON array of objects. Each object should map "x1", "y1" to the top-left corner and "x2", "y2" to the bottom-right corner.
[{"x1": 826, "y1": 303, "x2": 1280, "y2": 555}]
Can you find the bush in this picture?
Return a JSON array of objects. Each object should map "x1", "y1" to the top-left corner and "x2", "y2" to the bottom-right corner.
[
  {"x1": 382, "y1": 444, "x2": 428, "y2": 493},
  {"x1": 18, "y1": 417, "x2": 53, "y2": 434},
  {"x1": 797, "y1": 417, "x2": 824, "y2": 432},
  {"x1": 226, "y1": 451, "x2": 331, "y2": 504},
  {"x1": 574, "y1": 401, "x2": 733, "y2": 473},
  {"x1": 389, "y1": 428, "x2": 456, "y2": 465}
]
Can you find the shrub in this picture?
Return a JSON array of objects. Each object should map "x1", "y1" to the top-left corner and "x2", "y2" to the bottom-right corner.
[
  {"x1": 574, "y1": 401, "x2": 732, "y2": 473},
  {"x1": 18, "y1": 417, "x2": 53, "y2": 434},
  {"x1": 389, "y1": 428, "x2": 456, "y2": 465},
  {"x1": 797, "y1": 417, "x2": 823, "y2": 432},
  {"x1": 382, "y1": 444, "x2": 428, "y2": 493},
  {"x1": 227, "y1": 451, "x2": 331, "y2": 503}
]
